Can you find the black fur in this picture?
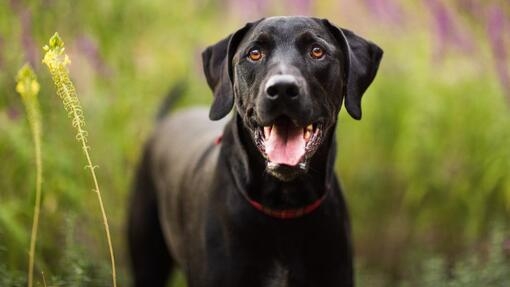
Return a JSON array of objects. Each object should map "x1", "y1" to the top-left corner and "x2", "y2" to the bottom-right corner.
[{"x1": 128, "y1": 16, "x2": 382, "y2": 287}]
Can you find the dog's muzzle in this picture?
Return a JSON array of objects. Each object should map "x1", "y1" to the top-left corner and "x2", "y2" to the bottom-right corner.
[{"x1": 253, "y1": 75, "x2": 324, "y2": 181}]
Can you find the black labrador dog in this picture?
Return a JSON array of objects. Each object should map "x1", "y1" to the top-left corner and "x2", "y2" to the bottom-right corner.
[{"x1": 128, "y1": 16, "x2": 382, "y2": 287}]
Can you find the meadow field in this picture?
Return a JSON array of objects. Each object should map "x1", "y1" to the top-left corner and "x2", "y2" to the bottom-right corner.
[{"x1": 0, "y1": 0, "x2": 509, "y2": 286}]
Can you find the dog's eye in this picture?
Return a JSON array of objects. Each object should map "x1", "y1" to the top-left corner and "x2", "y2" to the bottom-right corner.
[
  {"x1": 310, "y1": 45, "x2": 325, "y2": 59},
  {"x1": 248, "y1": 48, "x2": 263, "y2": 61}
]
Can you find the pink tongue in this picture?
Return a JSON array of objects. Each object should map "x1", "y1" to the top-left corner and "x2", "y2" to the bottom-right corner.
[{"x1": 265, "y1": 124, "x2": 305, "y2": 166}]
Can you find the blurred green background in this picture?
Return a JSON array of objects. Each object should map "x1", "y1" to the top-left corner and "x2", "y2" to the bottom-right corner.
[{"x1": 1, "y1": 0, "x2": 509, "y2": 286}]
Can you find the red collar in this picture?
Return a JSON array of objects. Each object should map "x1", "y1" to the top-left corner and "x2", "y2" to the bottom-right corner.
[
  {"x1": 215, "y1": 133, "x2": 328, "y2": 219},
  {"x1": 246, "y1": 194, "x2": 327, "y2": 219}
]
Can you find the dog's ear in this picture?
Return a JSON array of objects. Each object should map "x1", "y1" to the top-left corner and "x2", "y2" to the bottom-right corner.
[
  {"x1": 321, "y1": 19, "x2": 383, "y2": 120},
  {"x1": 202, "y1": 22, "x2": 257, "y2": 120}
]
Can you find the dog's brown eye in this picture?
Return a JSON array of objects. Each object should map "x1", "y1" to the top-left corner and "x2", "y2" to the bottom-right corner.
[
  {"x1": 248, "y1": 49, "x2": 263, "y2": 61},
  {"x1": 310, "y1": 46, "x2": 325, "y2": 59}
]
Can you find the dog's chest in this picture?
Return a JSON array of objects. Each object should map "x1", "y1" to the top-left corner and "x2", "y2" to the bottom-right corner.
[{"x1": 265, "y1": 262, "x2": 289, "y2": 287}]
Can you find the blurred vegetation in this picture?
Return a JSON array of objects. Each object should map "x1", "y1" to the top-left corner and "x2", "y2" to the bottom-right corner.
[{"x1": 0, "y1": 0, "x2": 509, "y2": 286}]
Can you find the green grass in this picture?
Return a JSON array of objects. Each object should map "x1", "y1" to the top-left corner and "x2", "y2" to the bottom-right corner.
[
  {"x1": 357, "y1": 230, "x2": 510, "y2": 287},
  {"x1": 0, "y1": 0, "x2": 509, "y2": 286}
]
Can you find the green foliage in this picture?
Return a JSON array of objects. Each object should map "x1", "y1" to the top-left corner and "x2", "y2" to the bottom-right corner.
[
  {"x1": 0, "y1": 258, "x2": 26, "y2": 287},
  {"x1": 402, "y1": 232, "x2": 510, "y2": 287},
  {"x1": 356, "y1": 230, "x2": 510, "y2": 287},
  {"x1": 0, "y1": 0, "x2": 509, "y2": 286},
  {"x1": 0, "y1": 218, "x2": 114, "y2": 287},
  {"x1": 46, "y1": 219, "x2": 112, "y2": 287},
  {"x1": 338, "y1": 30, "x2": 510, "y2": 275}
]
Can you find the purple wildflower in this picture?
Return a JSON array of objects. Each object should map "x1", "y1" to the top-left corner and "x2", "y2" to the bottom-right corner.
[
  {"x1": 286, "y1": 0, "x2": 313, "y2": 15},
  {"x1": 76, "y1": 35, "x2": 112, "y2": 77},
  {"x1": 424, "y1": 0, "x2": 473, "y2": 60},
  {"x1": 486, "y1": 5, "x2": 510, "y2": 100},
  {"x1": 228, "y1": 0, "x2": 269, "y2": 19},
  {"x1": 19, "y1": 9, "x2": 38, "y2": 67},
  {"x1": 9, "y1": 1, "x2": 39, "y2": 67},
  {"x1": 363, "y1": 0, "x2": 404, "y2": 24}
]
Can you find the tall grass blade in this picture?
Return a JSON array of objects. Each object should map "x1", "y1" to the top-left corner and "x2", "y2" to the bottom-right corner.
[
  {"x1": 42, "y1": 33, "x2": 117, "y2": 287},
  {"x1": 16, "y1": 64, "x2": 42, "y2": 287}
]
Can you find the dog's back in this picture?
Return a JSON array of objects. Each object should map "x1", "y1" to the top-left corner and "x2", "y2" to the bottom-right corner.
[
  {"x1": 151, "y1": 107, "x2": 226, "y2": 261},
  {"x1": 151, "y1": 107, "x2": 224, "y2": 192},
  {"x1": 128, "y1": 107, "x2": 225, "y2": 285}
]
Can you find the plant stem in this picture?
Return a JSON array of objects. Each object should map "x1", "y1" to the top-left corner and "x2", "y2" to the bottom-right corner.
[
  {"x1": 27, "y1": 124, "x2": 42, "y2": 287},
  {"x1": 72, "y1": 91, "x2": 117, "y2": 287},
  {"x1": 42, "y1": 33, "x2": 117, "y2": 287},
  {"x1": 16, "y1": 64, "x2": 42, "y2": 287}
]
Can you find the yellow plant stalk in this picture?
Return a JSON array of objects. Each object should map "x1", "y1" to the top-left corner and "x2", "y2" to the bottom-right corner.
[
  {"x1": 42, "y1": 33, "x2": 117, "y2": 287},
  {"x1": 16, "y1": 64, "x2": 42, "y2": 287}
]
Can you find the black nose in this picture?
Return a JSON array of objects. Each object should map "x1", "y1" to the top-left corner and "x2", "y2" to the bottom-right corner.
[{"x1": 265, "y1": 75, "x2": 299, "y2": 100}]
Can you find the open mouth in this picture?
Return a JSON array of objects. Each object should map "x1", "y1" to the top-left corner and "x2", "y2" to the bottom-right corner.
[{"x1": 254, "y1": 116, "x2": 323, "y2": 168}]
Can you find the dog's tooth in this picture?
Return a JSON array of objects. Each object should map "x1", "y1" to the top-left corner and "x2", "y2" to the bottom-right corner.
[
  {"x1": 267, "y1": 162, "x2": 278, "y2": 169},
  {"x1": 304, "y1": 129, "x2": 311, "y2": 141},
  {"x1": 306, "y1": 124, "x2": 313, "y2": 132},
  {"x1": 264, "y1": 126, "x2": 271, "y2": 139}
]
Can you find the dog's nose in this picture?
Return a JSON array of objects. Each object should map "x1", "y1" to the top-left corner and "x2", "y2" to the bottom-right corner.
[{"x1": 265, "y1": 75, "x2": 299, "y2": 100}]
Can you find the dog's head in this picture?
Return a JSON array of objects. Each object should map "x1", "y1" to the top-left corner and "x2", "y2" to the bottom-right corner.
[{"x1": 203, "y1": 16, "x2": 382, "y2": 181}]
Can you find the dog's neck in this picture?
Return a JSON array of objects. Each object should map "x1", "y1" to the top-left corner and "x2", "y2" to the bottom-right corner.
[{"x1": 221, "y1": 114, "x2": 337, "y2": 211}]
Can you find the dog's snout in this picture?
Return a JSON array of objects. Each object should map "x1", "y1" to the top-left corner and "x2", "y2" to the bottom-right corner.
[{"x1": 265, "y1": 75, "x2": 300, "y2": 100}]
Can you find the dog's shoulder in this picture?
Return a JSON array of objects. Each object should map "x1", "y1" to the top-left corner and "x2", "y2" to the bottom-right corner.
[{"x1": 148, "y1": 107, "x2": 226, "y2": 183}]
